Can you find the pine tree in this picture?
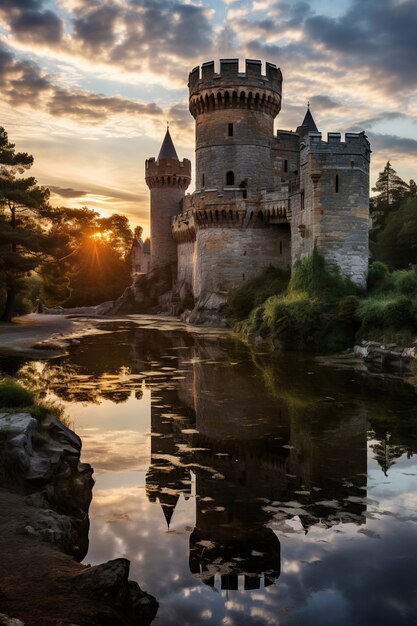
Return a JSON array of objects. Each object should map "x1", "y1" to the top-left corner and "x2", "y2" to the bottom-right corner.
[
  {"x1": 0, "y1": 127, "x2": 51, "y2": 321},
  {"x1": 371, "y1": 161, "x2": 409, "y2": 232}
]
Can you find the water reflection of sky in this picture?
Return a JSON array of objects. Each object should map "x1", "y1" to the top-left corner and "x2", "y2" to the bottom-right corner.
[{"x1": 8, "y1": 322, "x2": 417, "y2": 626}]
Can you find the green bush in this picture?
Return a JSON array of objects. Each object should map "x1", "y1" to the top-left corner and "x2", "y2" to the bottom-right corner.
[
  {"x1": 288, "y1": 247, "x2": 359, "y2": 300},
  {"x1": 0, "y1": 378, "x2": 34, "y2": 408},
  {"x1": 367, "y1": 261, "x2": 390, "y2": 291},
  {"x1": 227, "y1": 266, "x2": 289, "y2": 321},
  {"x1": 391, "y1": 268, "x2": 417, "y2": 296}
]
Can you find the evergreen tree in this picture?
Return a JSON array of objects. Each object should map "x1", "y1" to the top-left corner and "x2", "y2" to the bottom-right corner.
[
  {"x1": 0, "y1": 127, "x2": 51, "y2": 321},
  {"x1": 371, "y1": 161, "x2": 409, "y2": 232}
]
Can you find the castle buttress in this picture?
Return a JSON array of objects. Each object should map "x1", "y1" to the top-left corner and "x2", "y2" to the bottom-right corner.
[{"x1": 145, "y1": 59, "x2": 370, "y2": 323}]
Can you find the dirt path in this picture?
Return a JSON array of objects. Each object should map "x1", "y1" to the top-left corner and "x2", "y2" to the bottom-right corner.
[{"x1": 0, "y1": 314, "x2": 87, "y2": 357}]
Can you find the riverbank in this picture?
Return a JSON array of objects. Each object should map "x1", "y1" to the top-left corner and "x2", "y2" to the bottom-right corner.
[{"x1": 0, "y1": 314, "x2": 91, "y2": 357}]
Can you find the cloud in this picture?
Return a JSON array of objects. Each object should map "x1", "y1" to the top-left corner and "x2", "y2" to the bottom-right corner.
[
  {"x1": 69, "y1": 0, "x2": 213, "y2": 76},
  {"x1": 0, "y1": 42, "x2": 163, "y2": 123},
  {"x1": 304, "y1": 0, "x2": 417, "y2": 91},
  {"x1": 309, "y1": 95, "x2": 341, "y2": 111},
  {"x1": 367, "y1": 132, "x2": 417, "y2": 157},
  {"x1": 49, "y1": 185, "x2": 88, "y2": 197},
  {"x1": 10, "y1": 9, "x2": 64, "y2": 45},
  {"x1": 72, "y1": 3, "x2": 120, "y2": 53}
]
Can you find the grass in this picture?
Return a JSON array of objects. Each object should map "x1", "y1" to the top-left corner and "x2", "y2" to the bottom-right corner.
[
  {"x1": 0, "y1": 376, "x2": 68, "y2": 424},
  {"x1": 229, "y1": 253, "x2": 417, "y2": 353}
]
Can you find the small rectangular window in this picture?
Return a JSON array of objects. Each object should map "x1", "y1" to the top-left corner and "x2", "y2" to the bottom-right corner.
[
  {"x1": 279, "y1": 240, "x2": 283, "y2": 255},
  {"x1": 228, "y1": 123, "x2": 233, "y2": 137},
  {"x1": 350, "y1": 160, "x2": 354, "y2": 168},
  {"x1": 284, "y1": 159, "x2": 288, "y2": 173}
]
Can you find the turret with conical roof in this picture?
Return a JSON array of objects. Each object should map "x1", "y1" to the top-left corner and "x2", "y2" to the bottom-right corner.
[
  {"x1": 145, "y1": 127, "x2": 191, "y2": 270},
  {"x1": 297, "y1": 103, "x2": 319, "y2": 138}
]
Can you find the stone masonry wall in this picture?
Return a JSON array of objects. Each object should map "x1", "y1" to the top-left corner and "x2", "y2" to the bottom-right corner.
[
  {"x1": 290, "y1": 132, "x2": 370, "y2": 287},
  {"x1": 196, "y1": 110, "x2": 274, "y2": 191},
  {"x1": 193, "y1": 226, "x2": 291, "y2": 299},
  {"x1": 177, "y1": 241, "x2": 195, "y2": 296},
  {"x1": 150, "y1": 188, "x2": 185, "y2": 269}
]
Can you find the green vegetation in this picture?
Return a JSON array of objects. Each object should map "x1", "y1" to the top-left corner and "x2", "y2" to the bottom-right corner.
[
  {"x1": 227, "y1": 265, "x2": 290, "y2": 321},
  {"x1": 231, "y1": 249, "x2": 362, "y2": 352},
  {"x1": 229, "y1": 256, "x2": 417, "y2": 353},
  {"x1": 0, "y1": 376, "x2": 66, "y2": 421},
  {"x1": 0, "y1": 378, "x2": 35, "y2": 408}
]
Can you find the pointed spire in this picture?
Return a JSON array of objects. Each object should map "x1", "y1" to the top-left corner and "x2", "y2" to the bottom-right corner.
[
  {"x1": 158, "y1": 492, "x2": 180, "y2": 529},
  {"x1": 300, "y1": 104, "x2": 319, "y2": 133},
  {"x1": 157, "y1": 126, "x2": 179, "y2": 160}
]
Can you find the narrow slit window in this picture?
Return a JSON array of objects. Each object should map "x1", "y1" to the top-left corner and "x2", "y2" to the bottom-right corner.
[
  {"x1": 202, "y1": 173, "x2": 205, "y2": 187},
  {"x1": 228, "y1": 123, "x2": 234, "y2": 137},
  {"x1": 279, "y1": 240, "x2": 283, "y2": 255},
  {"x1": 226, "y1": 171, "x2": 235, "y2": 186},
  {"x1": 335, "y1": 174, "x2": 339, "y2": 193},
  {"x1": 284, "y1": 159, "x2": 288, "y2": 173}
]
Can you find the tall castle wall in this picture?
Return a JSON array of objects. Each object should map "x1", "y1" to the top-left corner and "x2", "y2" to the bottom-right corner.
[{"x1": 290, "y1": 131, "x2": 370, "y2": 287}]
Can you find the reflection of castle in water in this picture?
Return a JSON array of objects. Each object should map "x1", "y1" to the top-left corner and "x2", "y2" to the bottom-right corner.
[{"x1": 144, "y1": 335, "x2": 368, "y2": 591}]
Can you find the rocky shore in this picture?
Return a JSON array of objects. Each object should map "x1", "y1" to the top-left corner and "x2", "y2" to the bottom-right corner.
[
  {"x1": 0, "y1": 410, "x2": 158, "y2": 625},
  {"x1": 354, "y1": 339, "x2": 417, "y2": 373}
]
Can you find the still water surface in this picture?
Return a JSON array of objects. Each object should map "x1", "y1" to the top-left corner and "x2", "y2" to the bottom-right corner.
[{"x1": 3, "y1": 317, "x2": 417, "y2": 626}]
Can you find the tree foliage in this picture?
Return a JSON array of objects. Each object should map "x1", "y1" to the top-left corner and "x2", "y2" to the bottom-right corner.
[
  {"x1": 0, "y1": 126, "x2": 134, "y2": 319},
  {"x1": 0, "y1": 127, "x2": 51, "y2": 321}
]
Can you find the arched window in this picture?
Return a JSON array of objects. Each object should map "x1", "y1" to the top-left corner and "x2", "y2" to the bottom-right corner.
[{"x1": 226, "y1": 171, "x2": 235, "y2": 186}]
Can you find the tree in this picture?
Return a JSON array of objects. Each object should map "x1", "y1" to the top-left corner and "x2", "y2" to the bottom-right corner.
[
  {"x1": 0, "y1": 127, "x2": 51, "y2": 321},
  {"x1": 371, "y1": 161, "x2": 409, "y2": 233},
  {"x1": 375, "y1": 196, "x2": 417, "y2": 269},
  {"x1": 40, "y1": 206, "x2": 134, "y2": 307}
]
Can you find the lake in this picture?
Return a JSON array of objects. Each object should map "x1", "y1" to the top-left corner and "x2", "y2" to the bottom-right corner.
[{"x1": 2, "y1": 316, "x2": 417, "y2": 626}]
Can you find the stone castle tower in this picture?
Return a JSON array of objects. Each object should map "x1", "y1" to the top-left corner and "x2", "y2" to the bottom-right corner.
[
  {"x1": 145, "y1": 128, "x2": 191, "y2": 270},
  {"x1": 146, "y1": 59, "x2": 370, "y2": 322}
]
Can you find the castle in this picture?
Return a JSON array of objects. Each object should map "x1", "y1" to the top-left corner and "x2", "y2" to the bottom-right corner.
[{"x1": 145, "y1": 59, "x2": 371, "y2": 322}]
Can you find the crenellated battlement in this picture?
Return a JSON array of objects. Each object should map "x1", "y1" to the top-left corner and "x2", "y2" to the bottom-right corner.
[
  {"x1": 145, "y1": 157, "x2": 191, "y2": 190},
  {"x1": 303, "y1": 131, "x2": 371, "y2": 159},
  {"x1": 189, "y1": 59, "x2": 282, "y2": 118}
]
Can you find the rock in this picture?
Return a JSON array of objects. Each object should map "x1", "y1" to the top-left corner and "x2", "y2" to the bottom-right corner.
[
  {"x1": 0, "y1": 413, "x2": 38, "y2": 476},
  {"x1": 0, "y1": 614, "x2": 26, "y2": 626},
  {"x1": 75, "y1": 559, "x2": 159, "y2": 625},
  {"x1": 24, "y1": 509, "x2": 76, "y2": 551}
]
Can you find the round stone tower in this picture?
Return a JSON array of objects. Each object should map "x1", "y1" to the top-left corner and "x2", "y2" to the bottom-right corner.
[
  {"x1": 188, "y1": 59, "x2": 282, "y2": 193},
  {"x1": 145, "y1": 128, "x2": 191, "y2": 270}
]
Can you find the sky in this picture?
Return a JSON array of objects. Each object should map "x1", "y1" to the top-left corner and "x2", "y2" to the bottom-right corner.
[{"x1": 1, "y1": 0, "x2": 417, "y2": 235}]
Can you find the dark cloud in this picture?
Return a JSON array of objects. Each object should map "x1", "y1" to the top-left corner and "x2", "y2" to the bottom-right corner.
[
  {"x1": 48, "y1": 88, "x2": 162, "y2": 122},
  {"x1": 0, "y1": 44, "x2": 50, "y2": 106},
  {"x1": 0, "y1": 42, "x2": 162, "y2": 122},
  {"x1": 304, "y1": 0, "x2": 417, "y2": 90},
  {"x1": 10, "y1": 9, "x2": 64, "y2": 45},
  {"x1": 73, "y1": 4, "x2": 119, "y2": 52},
  {"x1": 69, "y1": 0, "x2": 213, "y2": 73},
  {"x1": 367, "y1": 132, "x2": 417, "y2": 157},
  {"x1": 350, "y1": 112, "x2": 408, "y2": 129},
  {"x1": 309, "y1": 95, "x2": 341, "y2": 111},
  {"x1": 49, "y1": 186, "x2": 88, "y2": 198}
]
